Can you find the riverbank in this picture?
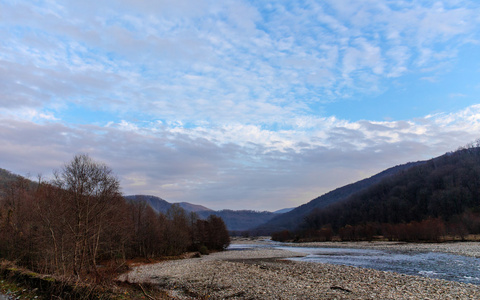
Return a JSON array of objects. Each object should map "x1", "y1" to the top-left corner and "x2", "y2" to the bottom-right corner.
[
  {"x1": 120, "y1": 244, "x2": 480, "y2": 299},
  {"x1": 233, "y1": 237, "x2": 480, "y2": 257},
  {"x1": 293, "y1": 241, "x2": 480, "y2": 258},
  {"x1": 0, "y1": 260, "x2": 167, "y2": 300}
]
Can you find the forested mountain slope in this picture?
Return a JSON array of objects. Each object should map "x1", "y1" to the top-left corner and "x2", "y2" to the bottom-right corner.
[
  {"x1": 0, "y1": 168, "x2": 35, "y2": 196},
  {"x1": 125, "y1": 195, "x2": 173, "y2": 213},
  {"x1": 177, "y1": 201, "x2": 213, "y2": 212},
  {"x1": 255, "y1": 161, "x2": 425, "y2": 234},
  {"x1": 0, "y1": 168, "x2": 22, "y2": 183},
  {"x1": 301, "y1": 146, "x2": 480, "y2": 232}
]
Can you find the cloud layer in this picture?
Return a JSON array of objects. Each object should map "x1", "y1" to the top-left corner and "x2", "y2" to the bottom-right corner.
[
  {"x1": 1, "y1": 1, "x2": 480, "y2": 210},
  {"x1": 2, "y1": 105, "x2": 480, "y2": 210}
]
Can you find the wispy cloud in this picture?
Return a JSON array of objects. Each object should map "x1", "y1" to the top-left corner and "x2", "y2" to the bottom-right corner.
[
  {"x1": 2, "y1": 105, "x2": 480, "y2": 210},
  {"x1": 1, "y1": 1, "x2": 480, "y2": 210},
  {"x1": 2, "y1": 1, "x2": 478, "y2": 124}
]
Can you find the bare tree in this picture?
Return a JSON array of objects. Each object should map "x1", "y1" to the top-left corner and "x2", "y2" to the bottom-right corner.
[
  {"x1": 53, "y1": 154, "x2": 121, "y2": 277},
  {"x1": 164, "y1": 204, "x2": 191, "y2": 255}
]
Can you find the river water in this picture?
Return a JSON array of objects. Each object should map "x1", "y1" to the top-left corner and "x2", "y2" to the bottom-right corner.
[{"x1": 228, "y1": 243, "x2": 480, "y2": 285}]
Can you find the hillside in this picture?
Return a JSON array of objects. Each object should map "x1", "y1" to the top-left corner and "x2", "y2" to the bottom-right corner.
[
  {"x1": 176, "y1": 202, "x2": 213, "y2": 213},
  {"x1": 125, "y1": 195, "x2": 172, "y2": 213},
  {"x1": 125, "y1": 195, "x2": 212, "y2": 214},
  {"x1": 255, "y1": 161, "x2": 425, "y2": 234},
  {"x1": 0, "y1": 168, "x2": 37, "y2": 198},
  {"x1": 0, "y1": 168, "x2": 21, "y2": 183},
  {"x1": 0, "y1": 167, "x2": 25, "y2": 188},
  {"x1": 297, "y1": 146, "x2": 480, "y2": 241},
  {"x1": 274, "y1": 207, "x2": 294, "y2": 214}
]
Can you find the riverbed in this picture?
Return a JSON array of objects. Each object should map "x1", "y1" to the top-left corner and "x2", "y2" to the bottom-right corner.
[
  {"x1": 285, "y1": 246, "x2": 480, "y2": 284},
  {"x1": 229, "y1": 241, "x2": 480, "y2": 285},
  {"x1": 121, "y1": 240, "x2": 480, "y2": 299}
]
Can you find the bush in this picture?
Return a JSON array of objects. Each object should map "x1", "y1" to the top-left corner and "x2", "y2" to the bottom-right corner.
[
  {"x1": 199, "y1": 245, "x2": 209, "y2": 255},
  {"x1": 271, "y1": 230, "x2": 293, "y2": 242}
]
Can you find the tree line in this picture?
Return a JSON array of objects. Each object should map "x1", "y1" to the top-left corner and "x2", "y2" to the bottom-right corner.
[
  {"x1": 273, "y1": 144, "x2": 480, "y2": 242},
  {"x1": 0, "y1": 154, "x2": 230, "y2": 279}
]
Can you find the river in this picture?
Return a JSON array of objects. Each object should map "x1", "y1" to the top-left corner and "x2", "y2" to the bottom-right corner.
[{"x1": 228, "y1": 243, "x2": 480, "y2": 285}]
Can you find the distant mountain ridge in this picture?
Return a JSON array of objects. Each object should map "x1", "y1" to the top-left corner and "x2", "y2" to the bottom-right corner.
[
  {"x1": 124, "y1": 195, "x2": 277, "y2": 232},
  {"x1": 176, "y1": 201, "x2": 213, "y2": 213},
  {"x1": 255, "y1": 160, "x2": 426, "y2": 234},
  {"x1": 125, "y1": 195, "x2": 172, "y2": 214},
  {"x1": 274, "y1": 207, "x2": 294, "y2": 214},
  {"x1": 196, "y1": 209, "x2": 277, "y2": 232},
  {"x1": 125, "y1": 195, "x2": 213, "y2": 213}
]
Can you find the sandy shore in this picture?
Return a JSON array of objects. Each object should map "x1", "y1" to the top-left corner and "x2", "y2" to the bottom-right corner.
[{"x1": 120, "y1": 241, "x2": 480, "y2": 299}]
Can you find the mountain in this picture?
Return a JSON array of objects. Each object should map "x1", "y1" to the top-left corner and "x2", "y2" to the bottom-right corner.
[
  {"x1": 197, "y1": 210, "x2": 276, "y2": 232},
  {"x1": 0, "y1": 168, "x2": 37, "y2": 198},
  {"x1": 0, "y1": 168, "x2": 22, "y2": 182},
  {"x1": 125, "y1": 195, "x2": 172, "y2": 213},
  {"x1": 176, "y1": 202, "x2": 212, "y2": 213},
  {"x1": 125, "y1": 195, "x2": 213, "y2": 214},
  {"x1": 274, "y1": 207, "x2": 294, "y2": 214},
  {"x1": 255, "y1": 161, "x2": 425, "y2": 234},
  {"x1": 299, "y1": 146, "x2": 480, "y2": 237},
  {"x1": 125, "y1": 195, "x2": 276, "y2": 232},
  {"x1": 0, "y1": 168, "x2": 22, "y2": 195}
]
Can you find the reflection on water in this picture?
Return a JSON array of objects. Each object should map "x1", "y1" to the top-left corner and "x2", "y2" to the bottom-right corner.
[{"x1": 228, "y1": 243, "x2": 480, "y2": 285}]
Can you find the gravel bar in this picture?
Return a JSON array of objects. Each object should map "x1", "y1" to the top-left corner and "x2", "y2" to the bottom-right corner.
[
  {"x1": 286, "y1": 241, "x2": 480, "y2": 258},
  {"x1": 120, "y1": 245, "x2": 480, "y2": 299}
]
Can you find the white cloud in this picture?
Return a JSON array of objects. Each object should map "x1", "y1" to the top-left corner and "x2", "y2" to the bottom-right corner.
[
  {"x1": 1, "y1": 0, "x2": 479, "y2": 125},
  {"x1": 1, "y1": 1, "x2": 480, "y2": 210},
  {"x1": 1, "y1": 104, "x2": 480, "y2": 210}
]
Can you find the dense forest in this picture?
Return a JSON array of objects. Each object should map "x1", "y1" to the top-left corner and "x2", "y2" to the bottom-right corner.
[
  {"x1": 273, "y1": 144, "x2": 480, "y2": 242},
  {"x1": 0, "y1": 155, "x2": 230, "y2": 280}
]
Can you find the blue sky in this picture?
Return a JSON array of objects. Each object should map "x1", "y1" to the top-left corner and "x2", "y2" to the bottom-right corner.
[{"x1": 1, "y1": 0, "x2": 480, "y2": 211}]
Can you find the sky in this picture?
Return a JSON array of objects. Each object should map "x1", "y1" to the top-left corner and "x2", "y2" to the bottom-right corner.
[{"x1": 1, "y1": 0, "x2": 480, "y2": 211}]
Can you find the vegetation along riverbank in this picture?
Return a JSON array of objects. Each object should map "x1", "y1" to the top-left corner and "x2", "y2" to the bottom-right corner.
[{"x1": 0, "y1": 155, "x2": 230, "y2": 299}]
